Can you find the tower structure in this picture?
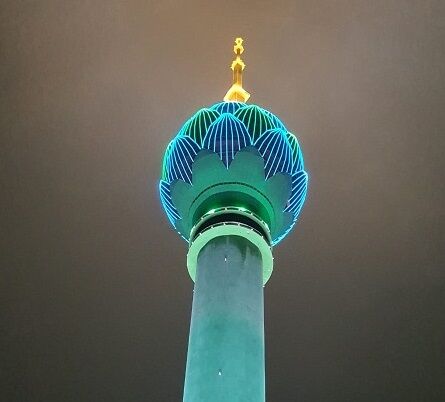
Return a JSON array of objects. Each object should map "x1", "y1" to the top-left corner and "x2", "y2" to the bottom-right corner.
[{"x1": 159, "y1": 38, "x2": 308, "y2": 402}]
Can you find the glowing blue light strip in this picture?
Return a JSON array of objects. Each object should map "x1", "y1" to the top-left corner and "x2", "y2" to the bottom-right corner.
[
  {"x1": 159, "y1": 180, "x2": 181, "y2": 225},
  {"x1": 166, "y1": 136, "x2": 201, "y2": 184},
  {"x1": 161, "y1": 140, "x2": 175, "y2": 180},
  {"x1": 263, "y1": 109, "x2": 286, "y2": 131},
  {"x1": 284, "y1": 171, "x2": 308, "y2": 213},
  {"x1": 272, "y1": 215, "x2": 298, "y2": 245},
  {"x1": 211, "y1": 101, "x2": 244, "y2": 114},
  {"x1": 255, "y1": 129, "x2": 293, "y2": 179},
  {"x1": 202, "y1": 113, "x2": 251, "y2": 167},
  {"x1": 287, "y1": 132, "x2": 304, "y2": 172},
  {"x1": 182, "y1": 108, "x2": 220, "y2": 146},
  {"x1": 272, "y1": 179, "x2": 308, "y2": 245},
  {"x1": 234, "y1": 105, "x2": 275, "y2": 142},
  {"x1": 275, "y1": 179, "x2": 308, "y2": 245}
]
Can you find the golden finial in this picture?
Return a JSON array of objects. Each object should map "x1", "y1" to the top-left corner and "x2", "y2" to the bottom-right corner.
[{"x1": 224, "y1": 37, "x2": 251, "y2": 103}]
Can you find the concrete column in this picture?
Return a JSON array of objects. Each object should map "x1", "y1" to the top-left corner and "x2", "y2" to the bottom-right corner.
[{"x1": 183, "y1": 235, "x2": 265, "y2": 402}]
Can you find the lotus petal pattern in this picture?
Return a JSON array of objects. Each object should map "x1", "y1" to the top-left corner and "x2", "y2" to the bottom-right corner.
[
  {"x1": 159, "y1": 102, "x2": 308, "y2": 245},
  {"x1": 203, "y1": 113, "x2": 251, "y2": 167}
]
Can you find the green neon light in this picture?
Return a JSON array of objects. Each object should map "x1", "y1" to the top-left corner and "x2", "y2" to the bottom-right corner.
[{"x1": 187, "y1": 223, "x2": 274, "y2": 285}]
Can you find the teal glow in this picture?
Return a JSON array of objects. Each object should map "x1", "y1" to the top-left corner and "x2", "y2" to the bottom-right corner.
[{"x1": 159, "y1": 102, "x2": 308, "y2": 245}]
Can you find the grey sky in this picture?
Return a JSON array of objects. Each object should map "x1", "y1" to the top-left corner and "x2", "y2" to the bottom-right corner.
[{"x1": 1, "y1": 1, "x2": 444, "y2": 400}]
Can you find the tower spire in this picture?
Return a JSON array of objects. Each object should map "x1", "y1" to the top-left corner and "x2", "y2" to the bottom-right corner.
[{"x1": 223, "y1": 37, "x2": 251, "y2": 103}]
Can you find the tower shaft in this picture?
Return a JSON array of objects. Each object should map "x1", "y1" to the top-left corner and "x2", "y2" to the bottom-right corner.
[{"x1": 183, "y1": 235, "x2": 265, "y2": 402}]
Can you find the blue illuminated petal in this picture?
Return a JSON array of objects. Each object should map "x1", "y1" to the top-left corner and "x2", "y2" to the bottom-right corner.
[
  {"x1": 284, "y1": 170, "x2": 308, "y2": 214},
  {"x1": 202, "y1": 113, "x2": 251, "y2": 167},
  {"x1": 287, "y1": 132, "x2": 304, "y2": 172},
  {"x1": 234, "y1": 105, "x2": 275, "y2": 142},
  {"x1": 166, "y1": 136, "x2": 201, "y2": 183},
  {"x1": 272, "y1": 217, "x2": 297, "y2": 246},
  {"x1": 263, "y1": 109, "x2": 286, "y2": 131},
  {"x1": 255, "y1": 129, "x2": 293, "y2": 178},
  {"x1": 176, "y1": 118, "x2": 191, "y2": 137},
  {"x1": 181, "y1": 108, "x2": 220, "y2": 146},
  {"x1": 211, "y1": 101, "x2": 245, "y2": 114},
  {"x1": 161, "y1": 140, "x2": 174, "y2": 180},
  {"x1": 159, "y1": 180, "x2": 181, "y2": 225}
]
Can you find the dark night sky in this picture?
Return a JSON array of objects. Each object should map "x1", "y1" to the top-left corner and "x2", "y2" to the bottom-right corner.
[{"x1": 1, "y1": 1, "x2": 444, "y2": 401}]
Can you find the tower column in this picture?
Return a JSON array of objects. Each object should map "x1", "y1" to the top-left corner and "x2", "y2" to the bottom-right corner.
[{"x1": 183, "y1": 235, "x2": 265, "y2": 402}]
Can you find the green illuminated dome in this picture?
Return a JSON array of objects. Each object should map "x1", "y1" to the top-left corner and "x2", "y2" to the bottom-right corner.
[{"x1": 159, "y1": 101, "x2": 308, "y2": 251}]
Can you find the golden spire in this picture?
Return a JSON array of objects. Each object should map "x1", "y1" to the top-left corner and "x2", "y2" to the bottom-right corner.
[{"x1": 223, "y1": 37, "x2": 251, "y2": 103}]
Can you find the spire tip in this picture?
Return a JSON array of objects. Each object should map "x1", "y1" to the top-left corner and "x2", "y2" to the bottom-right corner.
[{"x1": 224, "y1": 37, "x2": 250, "y2": 103}]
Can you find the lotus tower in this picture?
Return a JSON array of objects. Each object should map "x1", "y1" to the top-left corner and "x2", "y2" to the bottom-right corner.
[{"x1": 159, "y1": 38, "x2": 308, "y2": 402}]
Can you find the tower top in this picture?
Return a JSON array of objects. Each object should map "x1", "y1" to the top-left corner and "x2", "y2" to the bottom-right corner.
[{"x1": 224, "y1": 37, "x2": 251, "y2": 103}]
